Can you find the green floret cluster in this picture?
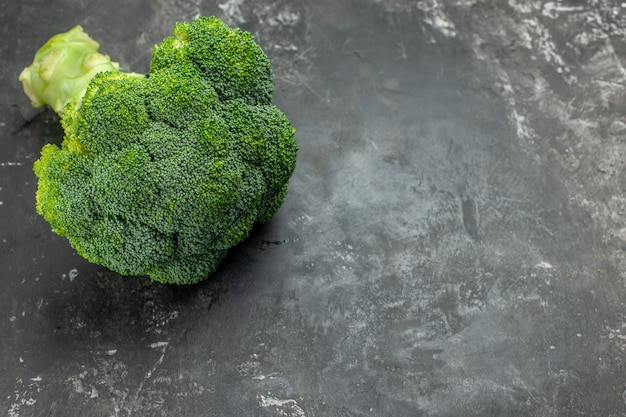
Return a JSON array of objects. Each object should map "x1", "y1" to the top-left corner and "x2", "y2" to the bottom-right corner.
[{"x1": 23, "y1": 17, "x2": 297, "y2": 284}]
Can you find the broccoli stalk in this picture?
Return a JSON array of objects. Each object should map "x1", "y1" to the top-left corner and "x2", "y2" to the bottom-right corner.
[
  {"x1": 19, "y1": 25, "x2": 144, "y2": 115},
  {"x1": 20, "y1": 17, "x2": 297, "y2": 285}
]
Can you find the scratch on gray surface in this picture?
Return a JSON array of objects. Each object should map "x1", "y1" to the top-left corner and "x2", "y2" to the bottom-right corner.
[
  {"x1": 541, "y1": 2, "x2": 586, "y2": 19},
  {"x1": 293, "y1": 72, "x2": 331, "y2": 104},
  {"x1": 61, "y1": 268, "x2": 79, "y2": 282},
  {"x1": 267, "y1": 10, "x2": 300, "y2": 27},
  {"x1": 70, "y1": 372, "x2": 99, "y2": 399},
  {"x1": 415, "y1": 0, "x2": 457, "y2": 39},
  {"x1": 461, "y1": 196, "x2": 480, "y2": 241},
  {"x1": 126, "y1": 342, "x2": 169, "y2": 416},
  {"x1": 8, "y1": 376, "x2": 42, "y2": 417},
  {"x1": 258, "y1": 394, "x2": 306, "y2": 417},
  {"x1": 219, "y1": 0, "x2": 247, "y2": 25}
]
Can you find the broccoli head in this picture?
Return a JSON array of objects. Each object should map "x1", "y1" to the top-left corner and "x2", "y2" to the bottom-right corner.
[{"x1": 20, "y1": 17, "x2": 297, "y2": 285}]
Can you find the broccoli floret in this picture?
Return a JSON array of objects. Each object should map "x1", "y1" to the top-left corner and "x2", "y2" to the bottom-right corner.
[
  {"x1": 150, "y1": 17, "x2": 274, "y2": 106},
  {"x1": 21, "y1": 17, "x2": 297, "y2": 285}
]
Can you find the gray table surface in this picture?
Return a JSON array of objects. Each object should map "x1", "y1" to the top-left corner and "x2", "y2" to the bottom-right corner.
[{"x1": 2, "y1": 1, "x2": 626, "y2": 416}]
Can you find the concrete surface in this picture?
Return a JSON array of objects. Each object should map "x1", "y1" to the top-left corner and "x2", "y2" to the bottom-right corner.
[{"x1": 1, "y1": 0, "x2": 626, "y2": 416}]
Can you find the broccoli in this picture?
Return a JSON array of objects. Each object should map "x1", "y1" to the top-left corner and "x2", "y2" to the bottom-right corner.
[{"x1": 19, "y1": 17, "x2": 297, "y2": 285}]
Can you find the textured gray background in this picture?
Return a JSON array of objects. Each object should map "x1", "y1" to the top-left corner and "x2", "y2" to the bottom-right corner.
[{"x1": 1, "y1": 0, "x2": 626, "y2": 416}]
